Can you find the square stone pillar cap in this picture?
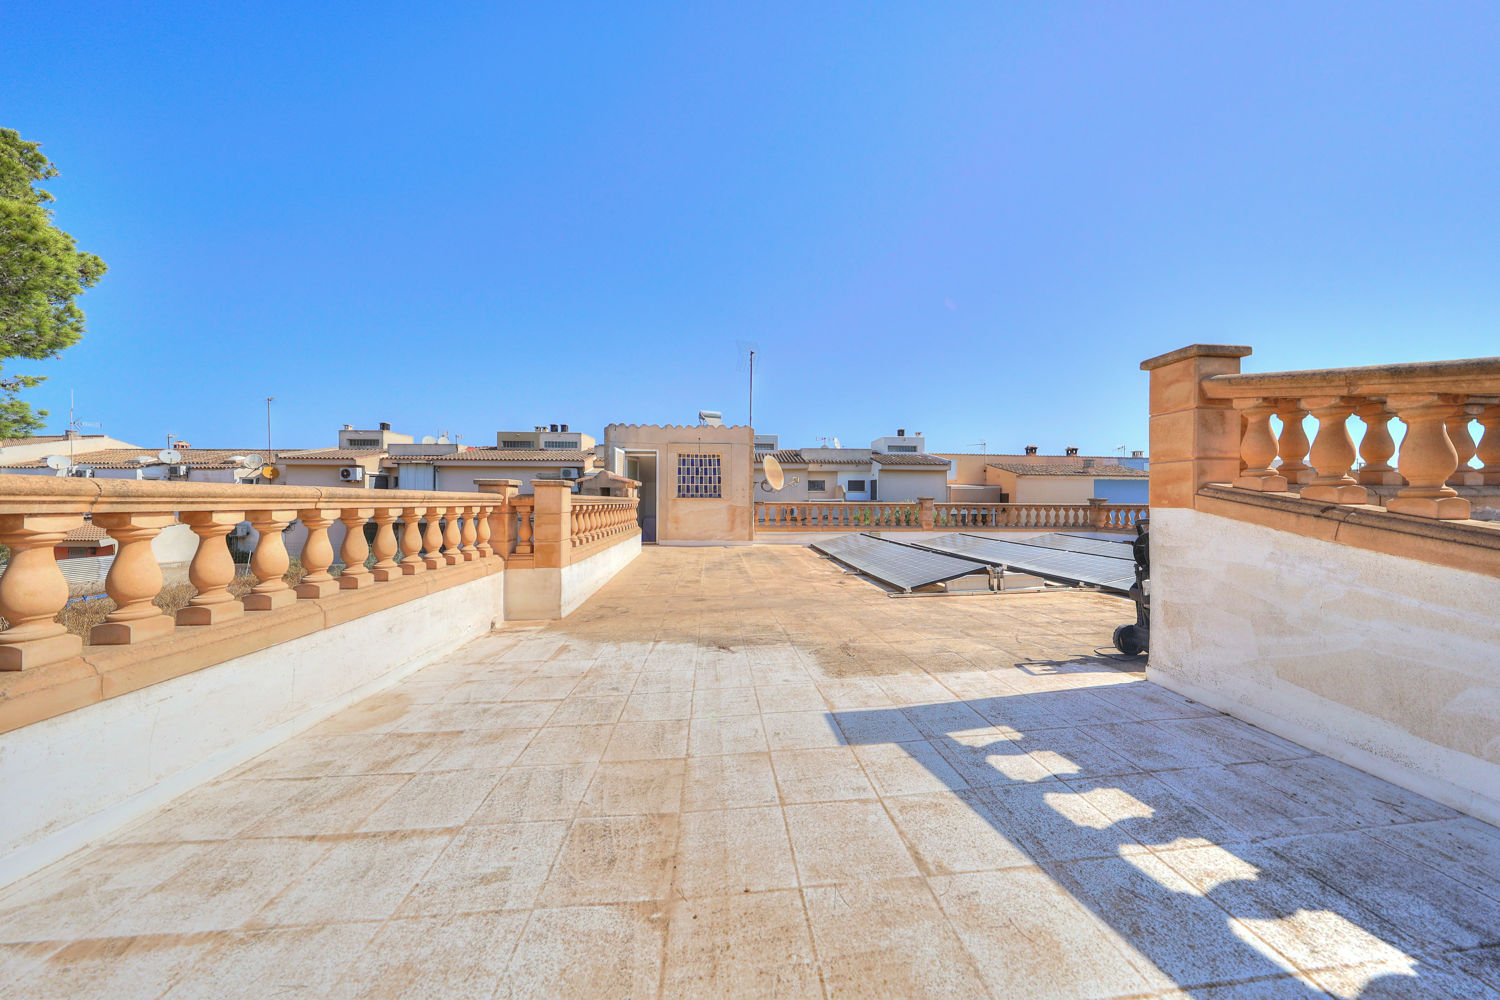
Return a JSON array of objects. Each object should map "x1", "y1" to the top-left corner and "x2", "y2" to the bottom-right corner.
[{"x1": 1140, "y1": 344, "x2": 1253, "y2": 371}]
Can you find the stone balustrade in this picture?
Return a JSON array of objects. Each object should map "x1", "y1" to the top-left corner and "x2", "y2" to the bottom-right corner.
[
  {"x1": 0, "y1": 476, "x2": 642, "y2": 685},
  {"x1": 1194, "y1": 356, "x2": 1500, "y2": 520},
  {"x1": 753, "y1": 499, "x2": 1146, "y2": 532}
]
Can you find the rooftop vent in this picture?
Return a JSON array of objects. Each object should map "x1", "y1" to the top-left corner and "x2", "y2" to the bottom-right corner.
[
  {"x1": 698, "y1": 410, "x2": 723, "y2": 426},
  {"x1": 551, "y1": 424, "x2": 560, "y2": 433},
  {"x1": 1132, "y1": 450, "x2": 1144, "y2": 458},
  {"x1": 379, "y1": 422, "x2": 391, "y2": 431},
  {"x1": 1066, "y1": 447, "x2": 1079, "y2": 456},
  {"x1": 897, "y1": 428, "x2": 906, "y2": 437},
  {"x1": 1025, "y1": 445, "x2": 1038, "y2": 455},
  {"x1": 561, "y1": 423, "x2": 569, "y2": 432},
  {"x1": 343, "y1": 424, "x2": 353, "y2": 430}
]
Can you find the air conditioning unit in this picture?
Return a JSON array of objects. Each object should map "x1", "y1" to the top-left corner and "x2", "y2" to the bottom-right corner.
[
  {"x1": 339, "y1": 466, "x2": 365, "y2": 482},
  {"x1": 170, "y1": 464, "x2": 189, "y2": 477},
  {"x1": 69, "y1": 467, "x2": 95, "y2": 478},
  {"x1": 560, "y1": 467, "x2": 579, "y2": 480}
]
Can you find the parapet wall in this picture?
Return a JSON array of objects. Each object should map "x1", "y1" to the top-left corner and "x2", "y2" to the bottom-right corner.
[{"x1": 1149, "y1": 505, "x2": 1500, "y2": 824}]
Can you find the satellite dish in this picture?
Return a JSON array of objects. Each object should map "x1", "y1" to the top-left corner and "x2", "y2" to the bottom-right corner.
[
  {"x1": 133, "y1": 454, "x2": 157, "y2": 466},
  {"x1": 421, "y1": 435, "x2": 437, "y2": 444},
  {"x1": 832, "y1": 438, "x2": 841, "y2": 449},
  {"x1": 159, "y1": 449, "x2": 182, "y2": 464},
  {"x1": 241, "y1": 453, "x2": 263, "y2": 469},
  {"x1": 261, "y1": 465, "x2": 280, "y2": 481},
  {"x1": 763, "y1": 453, "x2": 785, "y2": 491},
  {"x1": 44, "y1": 454, "x2": 71, "y2": 471}
]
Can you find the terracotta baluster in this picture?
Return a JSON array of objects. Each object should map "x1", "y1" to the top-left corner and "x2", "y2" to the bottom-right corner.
[
  {"x1": 420, "y1": 507, "x2": 444, "y2": 570},
  {"x1": 516, "y1": 507, "x2": 534, "y2": 554},
  {"x1": 243, "y1": 510, "x2": 297, "y2": 610},
  {"x1": 371, "y1": 508, "x2": 402, "y2": 581},
  {"x1": 1446, "y1": 404, "x2": 1483, "y2": 487},
  {"x1": 0, "y1": 513, "x2": 85, "y2": 668},
  {"x1": 441, "y1": 505, "x2": 463, "y2": 565},
  {"x1": 177, "y1": 511, "x2": 246, "y2": 625},
  {"x1": 474, "y1": 505, "x2": 495, "y2": 558},
  {"x1": 295, "y1": 507, "x2": 340, "y2": 598},
  {"x1": 1356, "y1": 402, "x2": 1403, "y2": 486},
  {"x1": 338, "y1": 508, "x2": 375, "y2": 589},
  {"x1": 1300, "y1": 396, "x2": 1366, "y2": 504},
  {"x1": 1274, "y1": 403, "x2": 1313, "y2": 484},
  {"x1": 1387, "y1": 394, "x2": 1468, "y2": 519},
  {"x1": 1477, "y1": 404, "x2": 1500, "y2": 486},
  {"x1": 91, "y1": 512, "x2": 178, "y2": 644},
  {"x1": 400, "y1": 507, "x2": 427, "y2": 574},
  {"x1": 1232, "y1": 399, "x2": 1287, "y2": 491},
  {"x1": 461, "y1": 505, "x2": 481, "y2": 560}
]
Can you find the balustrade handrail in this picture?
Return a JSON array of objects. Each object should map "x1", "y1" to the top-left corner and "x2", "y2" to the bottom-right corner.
[
  {"x1": 0, "y1": 475, "x2": 493, "y2": 515},
  {"x1": 1202, "y1": 356, "x2": 1500, "y2": 399}
]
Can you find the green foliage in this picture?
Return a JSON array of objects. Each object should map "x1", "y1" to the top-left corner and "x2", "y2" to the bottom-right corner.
[{"x1": 0, "y1": 128, "x2": 107, "y2": 437}]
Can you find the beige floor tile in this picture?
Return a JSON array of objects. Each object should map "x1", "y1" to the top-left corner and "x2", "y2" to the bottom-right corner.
[
  {"x1": 682, "y1": 751, "x2": 781, "y2": 811},
  {"x1": 331, "y1": 911, "x2": 529, "y2": 1000},
  {"x1": 852, "y1": 740, "x2": 967, "y2": 797},
  {"x1": 579, "y1": 758, "x2": 686, "y2": 816},
  {"x1": 784, "y1": 801, "x2": 920, "y2": 885},
  {"x1": 692, "y1": 686, "x2": 759, "y2": 719},
  {"x1": 621, "y1": 690, "x2": 693, "y2": 721},
  {"x1": 604, "y1": 719, "x2": 691, "y2": 761},
  {"x1": 547, "y1": 694, "x2": 628, "y2": 726},
  {"x1": 884, "y1": 791, "x2": 1036, "y2": 875},
  {"x1": 931, "y1": 868, "x2": 1160, "y2": 999},
  {"x1": 763, "y1": 710, "x2": 847, "y2": 750},
  {"x1": 5, "y1": 933, "x2": 217, "y2": 1000},
  {"x1": 804, "y1": 877, "x2": 989, "y2": 999},
  {"x1": 243, "y1": 774, "x2": 412, "y2": 837},
  {"x1": 689, "y1": 714, "x2": 768, "y2": 756},
  {"x1": 499, "y1": 902, "x2": 666, "y2": 1000},
  {"x1": 251, "y1": 831, "x2": 454, "y2": 927},
  {"x1": 398, "y1": 821, "x2": 568, "y2": 916},
  {"x1": 662, "y1": 890, "x2": 822, "y2": 999},
  {"x1": 540, "y1": 814, "x2": 678, "y2": 905},
  {"x1": 356, "y1": 769, "x2": 505, "y2": 831},
  {"x1": 675, "y1": 806, "x2": 798, "y2": 897},
  {"x1": 513, "y1": 724, "x2": 613, "y2": 765},
  {"x1": 773, "y1": 747, "x2": 875, "y2": 803},
  {"x1": 160, "y1": 922, "x2": 381, "y2": 1000},
  {"x1": 421, "y1": 727, "x2": 534, "y2": 772},
  {"x1": 469, "y1": 763, "x2": 596, "y2": 823},
  {"x1": 755, "y1": 683, "x2": 828, "y2": 714}
]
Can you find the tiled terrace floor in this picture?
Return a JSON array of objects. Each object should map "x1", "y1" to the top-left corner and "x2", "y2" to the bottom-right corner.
[{"x1": 2, "y1": 545, "x2": 1499, "y2": 998}]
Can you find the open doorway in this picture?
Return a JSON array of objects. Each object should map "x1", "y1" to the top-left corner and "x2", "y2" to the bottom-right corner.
[{"x1": 625, "y1": 452, "x2": 659, "y2": 542}]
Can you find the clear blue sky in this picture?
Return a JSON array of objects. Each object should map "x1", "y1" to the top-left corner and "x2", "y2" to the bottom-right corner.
[{"x1": 4, "y1": 2, "x2": 1497, "y2": 454}]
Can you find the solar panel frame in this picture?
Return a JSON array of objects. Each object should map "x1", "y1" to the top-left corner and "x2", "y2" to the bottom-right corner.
[
  {"x1": 916, "y1": 533, "x2": 1138, "y2": 593},
  {"x1": 987, "y1": 532, "x2": 1134, "y2": 558},
  {"x1": 810, "y1": 533, "x2": 990, "y2": 593}
]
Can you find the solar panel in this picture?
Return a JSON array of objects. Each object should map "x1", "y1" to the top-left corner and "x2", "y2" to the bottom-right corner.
[
  {"x1": 917, "y1": 533, "x2": 1138, "y2": 593},
  {"x1": 811, "y1": 533, "x2": 990, "y2": 592},
  {"x1": 997, "y1": 532, "x2": 1133, "y2": 558}
]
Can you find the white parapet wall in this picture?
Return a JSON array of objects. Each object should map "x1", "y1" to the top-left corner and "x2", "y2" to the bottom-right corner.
[
  {"x1": 0, "y1": 570, "x2": 506, "y2": 888},
  {"x1": 1149, "y1": 506, "x2": 1500, "y2": 825},
  {"x1": 504, "y1": 533, "x2": 642, "y2": 621}
]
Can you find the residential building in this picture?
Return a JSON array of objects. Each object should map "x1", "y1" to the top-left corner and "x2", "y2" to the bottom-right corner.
[
  {"x1": 388, "y1": 443, "x2": 597, "y2": 494},
  {"x1": 0, "y1": 447, "x2": 281, "y2": 484},
  {"x1": 604, "y1": 421, "x2": 755, "y2": 543},
  {"x1": 0, "y1": 432, "x2": 143, "y2": 464},
  {"x1": 941, "y1": 447, "x2": 1151, "y2": 503},
  {"x1": 753, "y1": 429, "x2": 951, "y2": 503}
]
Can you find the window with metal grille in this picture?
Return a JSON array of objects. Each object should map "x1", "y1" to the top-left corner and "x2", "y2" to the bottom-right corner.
[
  {"x1": 807, "y1": 479, "x2": 826, "y2": 492},
  {"x1": 542, "y1": 440, "x2": 575, "y2": 449},
  {"x1": 847, "y1": 479, "x2": 866, "y2": 491},
  {"x1": 885, "y1": 444, "x2": 918, "y2": 453},
  {"x1": 345, "y1": 438, "x2": 379, "y2": 448},
  {"x1": 677, "y1": 453, "x2": 722, "y2": 498}
]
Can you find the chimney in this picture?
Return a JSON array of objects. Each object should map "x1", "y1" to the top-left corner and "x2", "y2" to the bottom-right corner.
[
  {"x1": 1132, "y1": 450, "x2": 1144, "y2": 458},
  {"x1": 897, "y1": 428, "x2": 905, "y2": 437},
  {"x1": 561, "y1": 423, "x2": 569, "y2": 432},
  {"x1": 379, "y1": 422, "x2": 391, "y2": 431},
  {"x1": 1025, "y1": 445, "x2": 1038, "y2": 455},
  {"x1": 1066, "y1": 447, "x2": 1079, "y2": 457},
  {"x1": 343, "y1": 423, "x2": 353, "y2": 430},
  {"x1": 551, "y1": 424, "x2": 560, "y2": 433}
]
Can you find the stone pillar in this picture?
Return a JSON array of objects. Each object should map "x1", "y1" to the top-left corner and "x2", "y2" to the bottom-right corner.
[
  {"x1": 476, "y1": 479, "x2": 520, "y2": 559},
  {"x1": 1140, "y1": 344, "x2": 1253, "y2": 508},
  {"x1": 917, "y1": 497, "x2": 935, "y2": 530},
  {"x1": 1086, "y1": 497, "x2": 1108, "y2": 529},
  {"x1": 0, "y1": 513, "x2": 85, "y2": 669},
  {"x1": 532, "y1": 480, "x2": 574, "y2": 569},
  {"x1": 177, "y1": 511, "x2": 246, "y2": 625},
  {"x1": 92, "y1": 512, "x2": 178, "y2": 644}
]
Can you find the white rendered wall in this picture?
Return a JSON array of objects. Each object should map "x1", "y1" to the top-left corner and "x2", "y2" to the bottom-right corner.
[
  {"x1": 505, "y1": 534, "x2": 641, "y2": 620},
  {"x1": 1149, "y1": 506, "x2": 1500, "y2": 824},
  {"x1": 0, "y1": 571, "x2": 506, "y2": 888}
]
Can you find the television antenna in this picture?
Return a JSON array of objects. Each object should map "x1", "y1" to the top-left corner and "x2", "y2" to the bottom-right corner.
[
  {"x1": 736, "y1": 341, "x2": 758, "y2": 427},
  {"x1": 67, "y1": 390, "x2": 100, "y2": 460}
]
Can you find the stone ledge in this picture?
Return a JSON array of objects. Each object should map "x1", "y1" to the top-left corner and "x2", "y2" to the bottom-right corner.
[
  {"x1": 0, "y1": 558, "x2": 504, "y2": 735},
  {"x1": 1195, "y1": 484, "x2": 1500, "y2": 578}
]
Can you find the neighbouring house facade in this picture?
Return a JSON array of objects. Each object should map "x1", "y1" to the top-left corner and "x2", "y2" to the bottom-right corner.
[
  {"x1": 0, "y1": 432, "x2": 144, "y2": 464},
  {"x1": 941, "y1": 448, "x2": 1151, "y2": 503},
  {"x1": 0, "y1": 447, "x2": 282, "y2": 484},
  {"x1": 389, "y1": 446, "x2": 597, "y2": 494},
  {"x1": 753, "y1": 430, "x2": 951, "y2": 503}
]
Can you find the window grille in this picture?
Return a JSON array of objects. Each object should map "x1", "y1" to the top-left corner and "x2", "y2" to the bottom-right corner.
[{"x1": 677, "y1": 453, "x2": 722, "y2": 498}]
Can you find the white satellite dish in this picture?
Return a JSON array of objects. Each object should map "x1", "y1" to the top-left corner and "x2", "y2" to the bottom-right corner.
[
  {"x1": 241, "y1": 453, "x2": 263, "y2": 469},
  {"x1": 763, "y1": 453, "x2": 785, "y2": 491},
  {"x1": 421, "y1": 435, "x2": 437, "y2": 444},
  {"x1": 832, "y1": 437, "x2": 841, "y2": 449},
  {"x1": 44, "y1": 454, "x2": 71, "y2": 471},
  {"x1": 159, "y1": 449, "x2": 182, "y2": 464}
]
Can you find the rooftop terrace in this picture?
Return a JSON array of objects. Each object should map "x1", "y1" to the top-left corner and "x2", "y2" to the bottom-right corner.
[{"x1": 2, "y1": 545, "x2": 1496, "y2": 998}]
